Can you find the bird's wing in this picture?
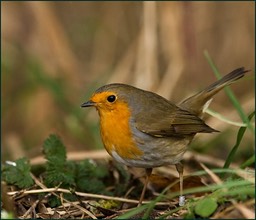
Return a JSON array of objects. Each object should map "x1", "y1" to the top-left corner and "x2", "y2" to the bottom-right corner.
[{"x1": 134, "y1": 107, "x2": 218, "y2": 138}]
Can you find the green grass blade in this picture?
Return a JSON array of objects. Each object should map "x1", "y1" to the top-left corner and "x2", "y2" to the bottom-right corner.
[
  {"x1": 240, "y1": 155, "x2": 255, "y2": 169},
  {"x1": 205, "y1": 108, "x2": 247, "y2": 127},
  {"x1": 115, "y1": 204, "x2": 148, "y2": 219},
  {"x1": 142, "y1": 189, "x2": 167, "y2": 219},
  {"x1": 204, "y1": 50, "x2": 254, "y2": 132},
  {"x1": 223, "y1": 111, "x2": 255, "y2": 169}
]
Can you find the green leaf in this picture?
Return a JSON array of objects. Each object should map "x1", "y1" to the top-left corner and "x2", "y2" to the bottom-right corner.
[
  {"x1": 43, "y1": 134, "x2": 75, "y2": 187},
  {"x1": 76, "y1": 177, "x2": 106, "y2": 193},
  {"x1": 113, "y1": 163, "x2": 131, "y2": 196},
  {"x1": 195, "y1": 197, "x2": 218, "y2": 217},
  {"x1": 183, "y1": 200, "x2": 196, "y2": 219},
  {"x1": 75, "y1": 160, "x2": 109, "y2": 193},
  {"x1": 184, "y1": 211, "x2": 196, "y2": 219},
  {"x1": 43, "y1": 134, "x2": 66, "y2": 163},
  {"x1": 76, "y1": 160, "x2": 109, "y2": 179},
  {"x1": 47, "y1": 195, "x2": 62, "y2": 208},
  {"x1": 2, "y1": 158, "x2": 34, "y2": 188},
  {"x1": 44, "y1": 160, "x2": 76, "y2": 188}
]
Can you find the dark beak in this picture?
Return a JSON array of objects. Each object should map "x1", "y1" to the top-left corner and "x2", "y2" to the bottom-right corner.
[{"x1": 81, "y1": 100, "x2": 95, "y2": 108}]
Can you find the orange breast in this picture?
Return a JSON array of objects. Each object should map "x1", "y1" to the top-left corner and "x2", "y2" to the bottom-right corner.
[{"x1": 98, "y1": 102, "x2": 143, "y2": 159}]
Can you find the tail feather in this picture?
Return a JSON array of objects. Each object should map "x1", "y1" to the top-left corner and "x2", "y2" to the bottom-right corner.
[{"x1": 179, "y1": 67, "x2": 249, "y2": 116}]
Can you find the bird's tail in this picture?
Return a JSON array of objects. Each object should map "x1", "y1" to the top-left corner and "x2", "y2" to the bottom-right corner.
[{"x1": 179, "y1": 67, "x2": 249, "y2": 116}]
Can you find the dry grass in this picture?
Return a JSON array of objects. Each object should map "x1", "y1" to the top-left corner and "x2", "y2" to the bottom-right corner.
[
  {"x1": 2, "y1": 2, "x2": 255, "y2": 219},
  {"x1": 2, "y1": 149, "x2": 254, "y2": 219}
]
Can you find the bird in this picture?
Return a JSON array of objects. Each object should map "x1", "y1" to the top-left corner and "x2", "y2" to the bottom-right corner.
[{"x1": 81, "y1": 67, "x2": 248, "y2": 206}]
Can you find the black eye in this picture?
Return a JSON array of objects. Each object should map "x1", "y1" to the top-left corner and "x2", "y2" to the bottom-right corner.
[{"x1": 107, "y1": 95, "x2": 116, "y2": 103}]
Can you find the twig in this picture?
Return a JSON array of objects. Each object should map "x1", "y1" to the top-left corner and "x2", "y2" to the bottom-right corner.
[
  {"x1": 212, "y1": 199, "x2": 255, "y2": 219},
  {"x1": 199, "y1": 162, "x2": 222, "y2": 184},
  {"x1": 30, "y1": 173, "x2": 97, "y2": 219},
  {"x1": 7, "y1": 187, "x2": 169, "y2": 206},
  {"x1": 231, "y1": 200, "x2": 255, "y2": 219},
  {"x1": 30, "y1": 150, "x2": 239, "y2": 169}
]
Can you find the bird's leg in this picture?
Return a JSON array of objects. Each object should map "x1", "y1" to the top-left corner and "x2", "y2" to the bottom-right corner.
[
  {"x1": 175, "y1": 162, "x2": 185, "y2": 206},
  {"x1": 138, "y1": 168, "x2": 152, "y2": 206}
]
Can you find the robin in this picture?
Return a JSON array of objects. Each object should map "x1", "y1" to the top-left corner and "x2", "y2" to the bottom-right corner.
[{"x1": 81, "y1": 67, "x2": 248, "y2": 206}]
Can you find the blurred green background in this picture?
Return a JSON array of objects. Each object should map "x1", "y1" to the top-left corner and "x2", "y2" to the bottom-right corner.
[{"x1": 1, "y1": 1, "x2": 254, "y2": 164}]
